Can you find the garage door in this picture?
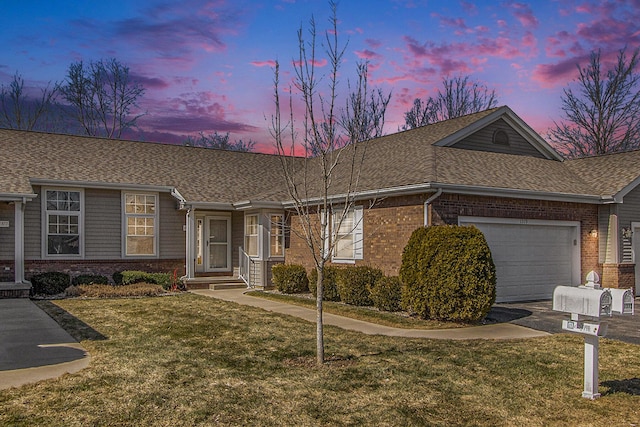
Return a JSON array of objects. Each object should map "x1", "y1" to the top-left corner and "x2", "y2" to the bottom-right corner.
[{"x1": 459, "y1": 217, "x2": 580, "y2": 302}]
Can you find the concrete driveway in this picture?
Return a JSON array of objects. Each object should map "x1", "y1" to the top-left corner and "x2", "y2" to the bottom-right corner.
[
  {"x1": 487, "y1": 298, "x2": 640, "y2": 345},
  {"x1": 0, "y1": 299, "x2": 89, "y2": 390}
]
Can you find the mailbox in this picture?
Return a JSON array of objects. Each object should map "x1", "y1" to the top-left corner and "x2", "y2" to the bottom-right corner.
[
  {"x1": 552, "y1": 286, "x2": 612, "y2": 318},
  {"x1": 608, "y1": 288, "x2": 635, "y2": 315}
]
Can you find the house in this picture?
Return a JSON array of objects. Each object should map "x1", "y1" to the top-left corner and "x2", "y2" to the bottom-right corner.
[{"x1": 1, "y1": 105, "x2": 639, "y2": 302}]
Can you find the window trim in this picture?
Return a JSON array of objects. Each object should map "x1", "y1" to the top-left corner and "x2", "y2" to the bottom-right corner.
[
  {"x1": 268, "y1": 213, "x2": 285, "y2": 259},
  {"x1": 122, "y1": 191, "x2": 159, "y2": 258},
  {"x1": 331, "y1": 205, "x2": 363, "y2": 263},
  {"x1": 41, "y1": 187, "x2": 84, "y2": 259},
  {"x1": 244, "y1": 214, "x2": 259, "y2": 258}
]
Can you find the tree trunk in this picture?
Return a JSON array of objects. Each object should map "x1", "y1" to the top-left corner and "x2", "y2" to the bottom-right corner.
[{"x1": 316, "y1": 264, "x2": 324, "y2": 366}]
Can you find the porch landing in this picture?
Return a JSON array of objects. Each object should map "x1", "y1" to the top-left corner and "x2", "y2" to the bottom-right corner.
[
  {"x1": 0, "y1": 283, "x2": 31, "y2": 299},
  {"x1": 185, "y1": 276, "x2": 247, "y2": 291}
]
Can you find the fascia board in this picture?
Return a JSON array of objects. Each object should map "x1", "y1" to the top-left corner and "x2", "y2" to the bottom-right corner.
[
  {"x1": 232, "y1": 200, "x2": 284, "y2": 210},
  {"x1": 29, "y1": 178, "x2": 176, "y2": 193},
  {"x1": 282, "y1": 181, "x2": 604, "y2": 207},
  {"x1": 0, "y1": 193, "x2": 37, "y2": 201}
]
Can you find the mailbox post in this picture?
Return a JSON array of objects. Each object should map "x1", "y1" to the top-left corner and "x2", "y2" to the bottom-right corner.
[{"x1": 553, "y1": 271, "x2": 634, "y2": 399}]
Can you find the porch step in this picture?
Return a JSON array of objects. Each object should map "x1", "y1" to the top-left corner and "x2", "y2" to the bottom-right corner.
[
  {"x1": 185, "y1": 276, "x2": 247, "y2": 291},
  {"x1": 0, "y1": 283, "x2": 31, "y2": 299}
]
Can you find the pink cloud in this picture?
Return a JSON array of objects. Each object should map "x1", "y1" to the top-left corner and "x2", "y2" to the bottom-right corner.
[
  {"x1": 509, "y1": 2, "x2": 539, "y2": 28},
  {"x1": 251, "y1": 60, "x2": 277, "y2": 67},
  {"x1": 460, "y1": 1, "x2": 478, "y2": 16},
  {"x1": 531, "y1": 54, "x2": 590, "y2": 87},
  {"x1": 365, "y1": 38, "x2": 382, "y2": 49},
  {"x1": 355, "y1": 49, "x2": 382, "y2": 60}
]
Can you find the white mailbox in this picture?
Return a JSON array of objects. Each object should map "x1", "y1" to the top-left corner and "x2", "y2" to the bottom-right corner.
[
  {"x1": 608, "y1": 288, "x2": 634, "y2": 315},
  {"x1": 552, "y1": 286, "x2": 612, "y2": 318}
]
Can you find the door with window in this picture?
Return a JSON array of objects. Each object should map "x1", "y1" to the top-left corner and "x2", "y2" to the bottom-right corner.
[{"x1": 205, "y1": 216, "x2": 231, "y2": 272}]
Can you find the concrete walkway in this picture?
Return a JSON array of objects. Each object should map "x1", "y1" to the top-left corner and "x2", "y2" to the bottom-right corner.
[
  {"x1": 191, "y1": 288, "x2": 550, "y2": 340},
  {"x1": 0, "y1": 299, "x2": 90, "y2": 390}
]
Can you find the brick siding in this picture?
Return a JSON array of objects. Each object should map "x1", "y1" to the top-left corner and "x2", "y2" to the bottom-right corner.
[{"x1": 287, "y1": 192, "x2": 601, "y2": 284}]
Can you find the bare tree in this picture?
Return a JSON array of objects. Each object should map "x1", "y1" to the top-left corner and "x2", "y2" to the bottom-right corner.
[
  {"x1": 271, "y1": 2, "x2": 382, "y2": 365},
  {"x1": 548, "y1": 48, "x2": 640, "y2": 158},
  {"x1": 339, "y1": 61, "x2": 391, "y2": 145},
  {"x1": 402, "y1": 75, "x2": 498, "y2": 130},
  {"x1": 0, "y1": 72, "x2": 59, "y2": 131},
  {"x1": 184, "y1": 131, "x2": 256, "y2": 151},
  {"x1": 58, "y1": 58, "x2": 145, "y2": 139}
]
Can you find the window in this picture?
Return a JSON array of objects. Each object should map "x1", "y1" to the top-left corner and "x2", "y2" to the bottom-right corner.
[
  {"x1": 124, "y1": 193, "x2": 157, "y2": 256},
  {"x1": 44, "y1": 189, "x2": 82, "y2": 256},
  {"x1": 270, "y1": 214, "x2": 284, "y2": 257},
  {"x1": 331, "y1": 206, "x2": 363, "y2": 262},
  {"x1": 245, "y1": 214, "x2": 259, "y2": 257}
]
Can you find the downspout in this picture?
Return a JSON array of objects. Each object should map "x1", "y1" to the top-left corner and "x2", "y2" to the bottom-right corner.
[
  {"x1": 14, "y1": 197, "x2": 28, "y2": 284},
  {"x1": 423, "y1": 188, "x2": 443, "y2": 226},
  {"x1": 182, "y1": 206, "x2": 195, "y2": 282}
]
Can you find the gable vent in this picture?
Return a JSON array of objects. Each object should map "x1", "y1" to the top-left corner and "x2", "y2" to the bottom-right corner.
[{"x1": 492, "y1": 129, "x2": 510, "y2": 145}]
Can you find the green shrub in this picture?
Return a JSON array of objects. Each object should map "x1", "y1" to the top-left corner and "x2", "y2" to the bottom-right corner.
[
  {"x1": 30, "y1": 272, "x2": 71, "y2": 295},
  {"x1": 72, "y1": 274, "x2": 109, "y2": 286},
  {"x1": 399, "y1": 225, "x2": 496, "y2": 323},
  {"x1": 308, "y1": 266, "x2": 340, "y2": 301},
  {"x1": 121, "y1": 271, "x2": 172, "y2": 290},
  {"x1": 370, "y1": 276, "x2": 402, "y2": 312},
  {"x1": 335, "y1": 266, "x2": 383, "y2": 306},
  {"x1": 272, "y1": 264, "x2": 309, "y2": 294},
  {"x1": 112, "y1": 271, "x2": 124, "y2": 285}
]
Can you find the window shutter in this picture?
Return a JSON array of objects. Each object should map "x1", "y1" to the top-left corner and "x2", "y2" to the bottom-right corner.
[{"x1": 353, "y1": 206, "x2": 363, "y2": 260}]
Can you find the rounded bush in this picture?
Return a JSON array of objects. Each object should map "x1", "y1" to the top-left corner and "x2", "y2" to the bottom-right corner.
[
  {"x1": 271, "y1": 264, "x2": 309, "y2": 294},
  {"x1": 399, "y1": 225, "x2": 496, "y2": 323},
  {"x1": 370, "y1": 276, "x2": 402, "y2": 312},
  {"x1": 308, "y1": 266, "x2": 340, "y2": 301},
  {"x1": 336, "y1": 266, "x2": 383, "y2": 306},
  {"x1": 72, "y1": 274, "x2": 109, "y2": 286},
  {"x1": 30, "y1": 272, "x2": 71, "y2": 295}
]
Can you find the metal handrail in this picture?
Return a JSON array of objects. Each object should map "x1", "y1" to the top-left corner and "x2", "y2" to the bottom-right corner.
[{"x1": 238, "y1": 247, "x2": 254, "y2": 288}]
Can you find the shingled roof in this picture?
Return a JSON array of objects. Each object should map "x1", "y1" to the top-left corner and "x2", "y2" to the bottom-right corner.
[
  {"x1": 0, "y1": 129, "x2": 292, "y2": 204},
  {"x1": 2, "y1": 106, "x2": 640, "y2": 206}
]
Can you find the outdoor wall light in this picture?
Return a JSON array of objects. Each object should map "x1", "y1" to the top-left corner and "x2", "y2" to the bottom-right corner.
[{"x1": 589, "y1": 229, "x2": 598, "y2": 238}]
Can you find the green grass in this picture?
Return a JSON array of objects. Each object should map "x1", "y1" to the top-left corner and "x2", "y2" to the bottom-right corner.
[
  {"x1": 246, "y1": 290, "x2": 465, "y2": 329},
  {"x1": 0, "y1": 293, "x2": 638, "y2": 426}
]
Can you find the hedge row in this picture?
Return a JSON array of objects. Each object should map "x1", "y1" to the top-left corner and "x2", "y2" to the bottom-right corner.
[
  {"x1": 271, "y1": 225, "x2": 496, "y2": 322},
  {"x1": 29, "y1": 270, "x2": 175, "y2": 295}
]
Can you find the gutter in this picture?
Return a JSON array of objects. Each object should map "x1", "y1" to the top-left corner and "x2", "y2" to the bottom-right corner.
[{"x1": 424, "y1": 188, "x2": 443, "y2": 226}]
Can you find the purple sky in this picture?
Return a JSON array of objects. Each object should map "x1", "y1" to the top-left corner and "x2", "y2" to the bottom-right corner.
[{"x1": 2, "y1": 0, "x2": 639, "y2": 152}]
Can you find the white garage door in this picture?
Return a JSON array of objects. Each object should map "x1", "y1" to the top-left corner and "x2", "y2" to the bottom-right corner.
[{"x1": 459, "y1": 217, "x2": 580, "y2": 302}]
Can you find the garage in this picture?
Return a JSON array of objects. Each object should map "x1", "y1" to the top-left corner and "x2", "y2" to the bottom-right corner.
[{"x1": 458, "y1": 217, "x2": 581, "y2": 302}]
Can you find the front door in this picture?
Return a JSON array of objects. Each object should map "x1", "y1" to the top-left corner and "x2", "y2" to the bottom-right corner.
[{"x1": 205, "y1": 216, "x2": 231, "y2": 272}]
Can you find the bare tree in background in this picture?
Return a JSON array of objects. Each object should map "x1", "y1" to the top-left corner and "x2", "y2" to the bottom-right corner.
[
  {"x1": 548, "y1": 48, "x2": 640, "y2": 158},
  {"x1": 58, "y1": 58, "x2": 145, "y2": 139},
  {"x1": 339, "y1": 61, "x2": 391, "y2": 145},
  {"x1": 184, "y1": 131, "x2": 256, "y2": 151},
  {"x1": 271, "y1": 1, "x2": 386, "y2": 366},
  {"x1": 403, "y1": 75, "x2": 498, "y2": 130},
  {"x1": 0, "y1": 72, "x2": 59, "y2": 131}
]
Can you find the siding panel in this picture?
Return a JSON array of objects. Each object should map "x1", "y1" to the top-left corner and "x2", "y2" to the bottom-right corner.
[
  {"x1": 24, "y1": 187, "x2": 41, "y2": 259},
  {"x1": 452, "y1": 118, "x2": 546, "y2": 158},
  {"x1": 85, "y1": 188, "x2": 121, "y2": 259},
  {"x1": 0, "y1": 203, "x2": 14, "y2": 259},
  {"x1": 618, "y1": 186, "x2": 640, "y2": 263},
  {"x1": 158, "y1": 193, "x2": 185, "y2": 258}
]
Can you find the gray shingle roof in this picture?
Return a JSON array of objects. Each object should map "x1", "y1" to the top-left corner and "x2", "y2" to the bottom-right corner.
[
  {"x1": 2, "y1": 106, "x2": 640, "y2": 205},
  {"x1": 0, "y1": 129, "x2": 291, "y2": 204}
]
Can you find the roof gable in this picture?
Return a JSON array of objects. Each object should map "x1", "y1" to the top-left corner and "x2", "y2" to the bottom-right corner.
[{"x1": 431, "y1": 106, "x2": 564, "y2": 161}]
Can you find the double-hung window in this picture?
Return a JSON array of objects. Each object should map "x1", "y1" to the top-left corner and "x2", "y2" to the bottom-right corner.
[
  {"x1": 124, "y1": 193, "x2": 157, "y2": 256},
  {"x1": 331, "y1": 206, "x2": 363, "y2": 262},
  {"x1": 269, "y1": 214, "x2": 285, "y2": 257},
  {"x1": 44, "y1": 189, "x2": 83, "y2": 256}
]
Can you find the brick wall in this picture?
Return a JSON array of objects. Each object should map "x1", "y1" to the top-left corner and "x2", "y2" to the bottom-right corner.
[
  {"x1": 23, "y1": 259, "x2": 185, "y2": 283},
  {"x1": 602, "y1": 263, "x2": 635, "y2": 291},
  {"x1": 432, "y1": 193, "x2": 600, "y2": 281},
  {"x1": 286, "y1": 192, "x2": 601, "y2": 282}
]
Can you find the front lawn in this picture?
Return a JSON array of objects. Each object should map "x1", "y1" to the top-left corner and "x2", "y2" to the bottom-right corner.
[{"x1": 0, "y1": 293, "x2": 638, "y2": 426}]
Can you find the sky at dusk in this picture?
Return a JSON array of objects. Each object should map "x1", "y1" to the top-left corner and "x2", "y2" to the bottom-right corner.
[{"x1": 2, "y1": 0, "x2": 639, "y2": 152}]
